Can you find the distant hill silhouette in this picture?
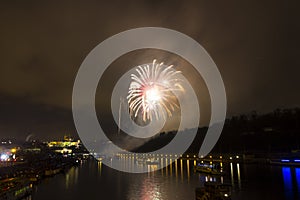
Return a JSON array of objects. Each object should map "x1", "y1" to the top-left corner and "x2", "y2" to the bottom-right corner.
[{"x1": 134, "y1": 108, "x2": 300, "y2": 154}]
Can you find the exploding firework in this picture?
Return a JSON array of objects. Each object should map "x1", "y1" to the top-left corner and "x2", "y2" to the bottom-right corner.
[{"x1": 127, "y1": 59, "x2": 183, "y2": 122}]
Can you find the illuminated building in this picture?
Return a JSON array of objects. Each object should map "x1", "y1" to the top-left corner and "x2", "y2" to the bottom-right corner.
[
  {"x1": 47, "y1": 136, "x2": 80, "y2": 155},
  {"x1": 47, "y1": 136, "x2": 80, "y2": 148},
  {"x1": 54, "y1": 148, "x2": 73, "y2": 154}
]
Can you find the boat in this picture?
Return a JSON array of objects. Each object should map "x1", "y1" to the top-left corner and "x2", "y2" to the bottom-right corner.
[
  {"x1": 195, "y1": 182, "x2": 231, "y2": 200},
  {"x1": 0, "y1": 178, "x2": 33, "y2": 200},
  {"x1": 136, "y1": 158, "x2": 146, "y2": 165},
  {"x1": 136, "y1": 158, "x2": 160, "y2": 165},
  {"x1": 145, "y1": 158, "x2": 159, "y2": 165},
  {"x1": 194, "y1": 163, "x2": 224, "y2": 175}
]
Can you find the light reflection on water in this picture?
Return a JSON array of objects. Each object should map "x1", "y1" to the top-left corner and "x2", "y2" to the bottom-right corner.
[
  {"x1": 282, "y1": 167, "x2": 293, "y2": 199},
  {"x1": 230, "y1": 162, "x2": 235, "y2": 187},
  {"x1": 29, "y1": 158, "x2": 300, "y2": 200},
  {"x1": 281, "y1": 166, "x2": 300, "y2": 200},
  {"x1": 65, "y1": 167, "x2": 78, "y2": 190},
  {"x1": 296, "y1": 168, "x2": 300, "y2": 192},
  {"x1": 237, "y1": 163, "x2": 241, "y2": 189},
  {"x1": 104, "y1": 158, "x2": 226, "y2": 200}
]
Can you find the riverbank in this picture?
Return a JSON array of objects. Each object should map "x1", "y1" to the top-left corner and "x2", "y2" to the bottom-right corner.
[{"x1": 0, "y1": 155, "x2": 84, "y2": 199}]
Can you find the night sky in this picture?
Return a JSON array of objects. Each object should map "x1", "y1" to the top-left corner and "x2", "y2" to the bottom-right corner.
[{"x1": 0, "y1": 0, "x2": 299, "y2": 140}]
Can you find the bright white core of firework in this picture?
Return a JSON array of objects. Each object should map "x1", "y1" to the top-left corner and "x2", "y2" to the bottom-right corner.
[
  {"x1": 127, "y1": 59, "x2": 183, "y2": 122},
  {"x1": 145, "y1": 87, "x2": 161, "y2": 103}
]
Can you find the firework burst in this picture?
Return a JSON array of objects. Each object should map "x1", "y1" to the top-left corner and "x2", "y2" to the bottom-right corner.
[{"x1": 127, "y1": 59, "x2": 183, "y2": 122}]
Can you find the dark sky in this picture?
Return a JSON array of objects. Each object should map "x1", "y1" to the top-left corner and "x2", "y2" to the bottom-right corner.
[{"x1": 0, "y1": 0, "x2": 299, "y2": 140}]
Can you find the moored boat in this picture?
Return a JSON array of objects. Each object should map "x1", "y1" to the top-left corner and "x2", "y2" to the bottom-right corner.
[
  {"x1": 136, "y1": 158, "x2": 160, "y2": 165},
  {"x1": 195, "y1": 182, "x2": 231, "y2": 200},
  {"x1": 194, "y1": 163, "x2": 225, "y2": 175},
  {"x1": 146, "y1": 158, "x2": 159, "y2": 165},
  {"x1": 0, "y1": 178, "x2": 33, "y2": 200}
]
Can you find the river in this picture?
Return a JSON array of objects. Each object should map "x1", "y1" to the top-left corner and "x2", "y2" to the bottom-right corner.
[{"x1": 26, "y1": 158, "x2": 300, "y2": 200}]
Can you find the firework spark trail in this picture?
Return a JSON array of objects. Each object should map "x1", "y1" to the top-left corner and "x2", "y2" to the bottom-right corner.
[{"x1": 127, "y1": 59, "x2": 183, "y2": 122}]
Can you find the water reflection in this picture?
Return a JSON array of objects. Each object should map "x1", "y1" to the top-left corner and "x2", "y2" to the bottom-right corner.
[
  {"x1": 160, "y1": 158, "x2": 164, "y2": 175},
  {"x1": 33, "y1": 158, "x2": 232, "y2": 200},
  {"x1": 230, "y1": 162, "x2": 234, "y2": 187},
  {"x1": 98, "y1": 161, "x2": 102, "y2": 175},
  {"x1": 282, "y1": 167, "x2": 294, "y2": 200},
  {"x1": 65, "y1": 166, "x2": 78, "y2": 189},
  {"x1": 88, "y1": 159, "x2": 300, "y2": 199},
  {"x1": 30, "y1": 158, "x2": 300, "y2": 200},
  {"x1": 147, "y1": 164, "x2": 158, "y2": 172},
  {"x1": 187, "y1": 160, "x2": 190, "y2": 181},
  {"x1": 165, "y1": 159, "x2": 168, "y2": 176},
  {"x1": 169, "y1": 159, "x2": 172, "y2": 175},
  {"x1": 116, "y1": 157, "x2": 232, "y2": 187},
  {"x1": 237, "y1": 163, "x2": 241, "y2": 189},
  {"x1": 296, "y1": 168, "x2": 300, "y2": 192},
  {"x1": 229, "y1": 162, "x2": 242, "y2": 190},
  {"x1": 175, "y1": 159, "x2": 178, "y2": 178},
  {"x1": 127, "y1": 175, "x2": 163, "y2": 200},
  {"x1": 126, "y1": 158, "x2": 202, "y2": 200},
  {"x1": 180, "y1": 159, "x2": 183, "y2": 182}
]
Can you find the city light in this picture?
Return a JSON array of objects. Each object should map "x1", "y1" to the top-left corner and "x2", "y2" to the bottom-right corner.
[
  {"x1": 11, "y1": 148, "x2": 17, "y2": 153},
  {"x1": 281, "y1": 159, "x2": 290, "y2": 162},
  {"x1": 0, "y1": 153, "x2": 9, "y2": 161}
]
